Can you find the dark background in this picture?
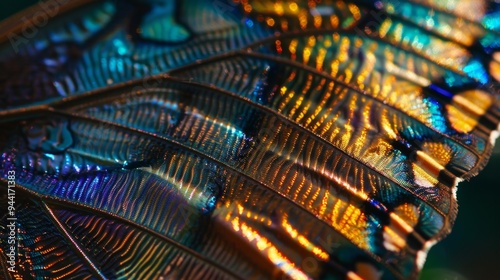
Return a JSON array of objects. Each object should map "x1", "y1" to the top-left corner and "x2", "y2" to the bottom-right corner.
[{"x1": 1, "y1": 1, "x2": 499, "y2": 279}]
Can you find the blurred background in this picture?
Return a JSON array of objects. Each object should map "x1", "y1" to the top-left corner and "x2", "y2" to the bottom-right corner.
[{"x1": 1, "y1": 1, "x2": 499, "y2": 279}]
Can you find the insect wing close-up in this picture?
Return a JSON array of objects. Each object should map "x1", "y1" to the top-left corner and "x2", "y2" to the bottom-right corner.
[{"x1": 0, "y1": 0, "x2": 499, "y2": 279}]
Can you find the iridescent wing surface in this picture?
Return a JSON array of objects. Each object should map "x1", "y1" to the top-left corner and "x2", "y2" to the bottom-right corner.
[{"x1": 0, "y1": 1, "x2": 499, "y2": 279}]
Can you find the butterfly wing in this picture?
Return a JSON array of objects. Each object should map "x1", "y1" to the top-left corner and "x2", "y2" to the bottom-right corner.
[{"x1": 1, "y1": 0, "x2": 499, "y2": 279}]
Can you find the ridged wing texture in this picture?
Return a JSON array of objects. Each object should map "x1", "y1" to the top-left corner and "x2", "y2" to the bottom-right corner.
[{"x1": 0, "y1": 0, "x2": 499, "y2": 279}]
